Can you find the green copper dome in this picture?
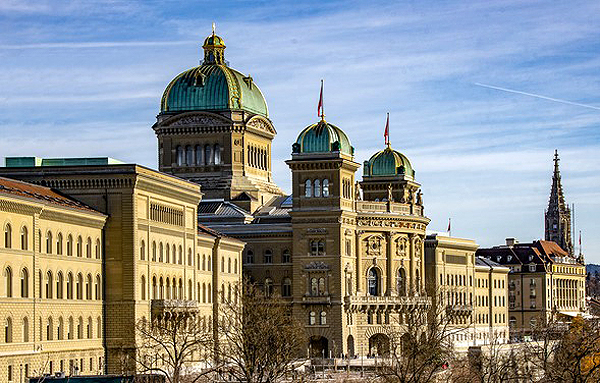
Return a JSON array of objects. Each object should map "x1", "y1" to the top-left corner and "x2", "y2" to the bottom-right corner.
[
  {"x1": 364, "y1": 145, "x2": 415, "y2": 178},
  {"x1": 293, "y1": 120, "x2": 354, "y2": 156},
  {"x1": 160, "y1": 33, "x2": 269, "y2": 117}
]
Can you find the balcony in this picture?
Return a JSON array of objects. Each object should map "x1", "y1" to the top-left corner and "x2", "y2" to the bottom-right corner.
[
  {"x1": 301, "y1": 295, "x2": 331, "y2": 305},
  {"x1": 355, "y1": 201, "x2": 423, "y2": 216},
  {"x1": 344, "y1": 295, "x2": 430, "y2": 312},
  {"x1": 446, "y1": 305, "x2": 473, "y2": 315},
  {"x1": 151, "y1": 299, "x2": 199, "y2": 316}
]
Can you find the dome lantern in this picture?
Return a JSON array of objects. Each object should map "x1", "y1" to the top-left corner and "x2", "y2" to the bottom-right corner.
[{"x1": 202, "y1": 24, "x2": 226, "y2": 65}]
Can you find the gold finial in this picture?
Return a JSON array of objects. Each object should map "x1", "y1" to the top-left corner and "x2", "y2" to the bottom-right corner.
[{"x1": 212, "y1": 22, "x2": 216, "y2": 35}]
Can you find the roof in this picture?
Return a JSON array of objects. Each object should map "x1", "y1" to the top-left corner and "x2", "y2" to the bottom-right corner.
[
  {"x1": 476, "y1": 240, "x2": 580, "y2": 267},
  {"x1": 293, "y1": 120, "x2": 353, "y2": 156},
  {"x1": 0, "y1": 176, "x2": 102, "y2": 214},
  {"x1": 5, "y1": 157, "x2": 123, "y2": 168},
  {"x1": 364, "y1": 145, "x2": 414, "y2": 178}
]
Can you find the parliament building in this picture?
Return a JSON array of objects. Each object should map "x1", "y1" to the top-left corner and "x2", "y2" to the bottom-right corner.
[{"x1": 9, "y1": 30, "x2": 590, "y2": 380}]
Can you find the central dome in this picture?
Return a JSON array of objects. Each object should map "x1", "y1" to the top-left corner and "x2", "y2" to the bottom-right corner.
[
  {"x1": 293, "y1": 120, "x2": 354, "y2": 156},
  {"x1": 160, "y1": 32, "x2": 269, "y2": 117}
]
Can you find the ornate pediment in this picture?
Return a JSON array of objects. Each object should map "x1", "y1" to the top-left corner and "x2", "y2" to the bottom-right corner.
[
  {"x1": 159, "y1": 112, "x2": 232, "y2": 128},
  {"x1": 246, "y1": 116, "x2": 276, "y2": 135}
]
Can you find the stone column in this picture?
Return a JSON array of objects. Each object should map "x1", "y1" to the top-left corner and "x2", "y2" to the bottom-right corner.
[
  {"x1": 409, "y1": 234, "x2": 415, "y2": 295},
  {"x1": 356, "y1": 231, "x2": 363, "y2": 293},
  {"x1": 386, "y1": 232, "x2": 393, "y2": 296}
]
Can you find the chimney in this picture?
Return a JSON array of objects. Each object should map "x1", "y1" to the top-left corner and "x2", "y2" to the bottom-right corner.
[{"x1": 505, "y1": 238, "x2": 518, "y2": 247}]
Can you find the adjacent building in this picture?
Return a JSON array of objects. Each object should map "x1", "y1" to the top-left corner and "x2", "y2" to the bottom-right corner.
[
  {"x1": 0, "y1": 160, "x2": 244, "y2": 378},
  {"x1": 477, "y1": 151, "x2": 586, "y2": 338}
]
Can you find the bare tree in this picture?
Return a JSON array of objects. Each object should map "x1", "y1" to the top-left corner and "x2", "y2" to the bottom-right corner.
[
  {"x1": 136, "y1": 307, "x2": 214, "y2": 383},
  {"x1": 375, "y1": 287, "x2": 472, "y2": 383},
  {"x1": 217, "y1": 280, "x2": 306, "y2": 383}
]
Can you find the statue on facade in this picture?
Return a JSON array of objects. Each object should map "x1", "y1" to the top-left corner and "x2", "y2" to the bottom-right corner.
[
  {"x1": 387, "y1": 184, "x2": 394, "y2": 202},
  {"x1": 416, "y1": 189, "x2": 423, "y2": 205},
  {"x1": 355, "y1": 181, "x2": 362, "y2": 201}
]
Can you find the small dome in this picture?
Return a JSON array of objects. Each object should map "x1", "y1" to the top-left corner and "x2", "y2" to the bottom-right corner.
[
  {"x1": 203, "y1": 33, "x2": 225, "y2": 48},
  {"x1": 160, "y1": 32, "x2": 268, "y2": 117},
  {"x1": 293, "y1": 120, "x2": 353, "y2": 156},
  {"x1": 364, "y1": 145, "x2": 414, "y2": 178}
]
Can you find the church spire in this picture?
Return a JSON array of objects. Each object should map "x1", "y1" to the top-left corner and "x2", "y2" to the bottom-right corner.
[{"x1": 545, "y1": 150, "x2": 573, "y2": 255}]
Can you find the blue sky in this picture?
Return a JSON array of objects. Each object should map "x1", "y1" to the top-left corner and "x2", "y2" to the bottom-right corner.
[{"x1": 1, "y1": 0, "x2": 599, "y2": 262}]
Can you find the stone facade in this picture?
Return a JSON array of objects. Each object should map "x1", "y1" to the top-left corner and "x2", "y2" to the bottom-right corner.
[{"x1": 0, "y1": 165, "x2": 244, "y2": 378}]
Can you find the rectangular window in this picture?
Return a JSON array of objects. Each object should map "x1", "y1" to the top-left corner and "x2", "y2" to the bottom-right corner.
[{"x1": 8, "y1": 365, "x2": 12, "y2": 382}]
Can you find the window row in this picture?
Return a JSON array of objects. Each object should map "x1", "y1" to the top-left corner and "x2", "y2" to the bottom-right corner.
[
  {"x1": 247, "y1": 144, "x2": 269, "y2": 170},
  {"x1": 3, "y1": 315, "x2": 101, "y2": 343},
  {"x1": 140, "y1": 240, "x2": 188, "y2": 265},
  {"x1": 367, "y1": 267, "x2": 416, "y2": 297},
  {"x1": 245, "y1": 249, "x2": 290, "y2": 264},
  {"x1": 308, "y1": 311, "x2": 327, "y2": 325},
  {"x1": 176, "y1": 144, "x2": 221, "y2": 166},
  {"x1": 141, "y1": 275, "x2": 193, "y2": 301},
  {"x1": 3, "y1": 267, "x2": 101, "y2": 300},
  {"x1": 304, "y1": 179, "x2": 330, "y2": 198},
  {"x1": 3, "y1": 224, "x2": 101, "y2": 258}
]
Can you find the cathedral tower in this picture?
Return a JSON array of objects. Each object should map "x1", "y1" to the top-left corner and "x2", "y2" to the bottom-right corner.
[
  {"x1": 545, "y1": 150, "x2": 573, "y2": 255},
  {"x1": 152, "y1": 30, "x2": 284, "y2": 213}
]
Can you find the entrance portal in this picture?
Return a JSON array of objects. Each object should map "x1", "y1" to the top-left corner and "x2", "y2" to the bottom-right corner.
[
  {"x1": 369, "y1": 333, "x2": 390, "y2": 356},
  {"x1": 309, "y1": 336, "x2": 329, "y2": 358}
]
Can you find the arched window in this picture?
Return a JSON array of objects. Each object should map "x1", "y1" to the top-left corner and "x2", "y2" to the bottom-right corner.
[
  {"x1": 322, "y1": 179, "x2": 329, "y2": 197},
  {"x1": 95, "y1": 275, "x2": 101, "y2": 300},
  {"x1": 4, "y1": 224, "x2": 12, "y2": 249},
  {"x1": 45, "y1": 271, "x2": 53, "y2": 299},
  {"x1": 159, "y1": 277, "x2": 164, "y2": 299},
  {"x1": 311, "y1": 278, "x2": 318, "y2": 296},
  {"x1": 166, "y1": 244, "x2": 170, "y2": 263},
  {"x1": 20, "y1": 269, "x2": 28, "y2": 298},
  {"x1": 368, "y1": 268, "x2": 379, "y2": 296},
  {"x1": 397, "y1": 268, "x2": 406, "y2": 296},
  {"x1": 309, "y1": 311, "x2": 316, "y2": 325},
  {"x1": 320, "y1": 311, "x2": 327, "y2": 325},
  {"x1": 77, "y1": 317, "x2": 83, "y2": 339},
  {"x1": 152, "y1": 276, "x2": 157, "y2": 299},
  {"x1": 66, "y1": 235, "x2": 73, "y2": 256},
  {"x1": 46, "y1": 317, "x2": 53, "y2": 341},
  {"x1": 246, "y1": 250, "x2": 254, "y2": 264},
  {"x1": 76, "y1": 273, "x2": 83, "y2": 300},
  {"x1": 141, "y1": 276, "x2": 146, "y2": 300},
  {"x1": 46, "y1": 231, "x2": 52, "y2": 254},
  {"x1": 228, "y1": 258, "x2": 232, "y2": 273},
  {"x1": 66, "y1": 273, "x2": 73, "y2": 299},
  {"x1": 176, "y1": 146, "x2": 184, "y2": 166},
  {"x1": 140, "y1": 240, "x2": 145, "y2": 260},
  {"x1": 264, "y1": 250, "x2": 272, "y2": 264},
  {"x1": 57, "y1": 317, "x2": 64, "y2": 340},
  {"x1": 5, "y1": 317, "x2": 12, "y2": 343},
  {"x1": 207, "y1": 283, "x2": 212, "y2": 303},
  {"x1": 188, "y1": 248, "x2": 192, "y2": 266},
  {"x1": 97, "y1": 317, "x2": 102, "y2": 338},
  {"x1": 318, "y1": 277, "x2": 326, "y2": 295},
  {"x1": 234, "y1": 258, "x2": 238, "y2": 273},
  {"x1": 87, "y1": 317, "x2": 92, "y2": 338},
  {"x1": 186, "y1": 145, "x2": 194, "y2": 165},
  {"x1": 4, "y1": 268, "x2": 12, "y2": 298},
  {"x1": 205, "y1": 144, "x2": 212, "y2": 165},
  {"x1": 76, "y1": 236, "x2": 82, "y2": 257},
  {"x1": 20, "y1": 226, "x2": 28, "y2": 250},
  {"x1": 56, "y1": 233, "x2": 63, "y2": 255},
  {"x1": 305, "y1": 180, "x2": 312, "y2": 198},
  {"x1": 282, "y1": 249, "x2": 291, "y2": 263},
  {"x1": 172, "y1": 244, "x2": 176, "y2": 264},
  {"x1": 314, "y1": 179, "x2": 321, "y2": 197},
  {"x1": 282, "y1": 278, "x2": 292, "y2": 297},
  {"x1": 195, "y1": 145, "x2": 204, "y2": 165},
  {"x1": 214, "y1": 144, "x2": 221, "y2": 165},
  {"x1": 56, "y1": 272, "x2": 63, "y2": 299},
  {"x1": 188, "y1": 279, "x2": 192, "y2": 299},
  {"x1": 264, "y1": 278, "x2": 273, "y2": 297},
  {"x1": 86, "y1": 274, "x2": 92, "y2": 300},
  {"x1": 95, "y1": 239, "x2": 101, "y2": 259},
  {"x1": 68, "y1": 317, "x2": 74, "y2": 340},
  {"x1": 86, "y1": 237, "x2": 92, "y2": 258},
  {"x1": 22, "y1": 317, "x2": 28, "y2": 343},
  {"x1": 152, "y1": 241, "x2": 156, "y2": 262},
  {"x1": 158, "y1": 243, "x2": 163, "y2": 262},
  {"x1": 178, "y1": 246, "x2": 183, "y2": 264}
]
